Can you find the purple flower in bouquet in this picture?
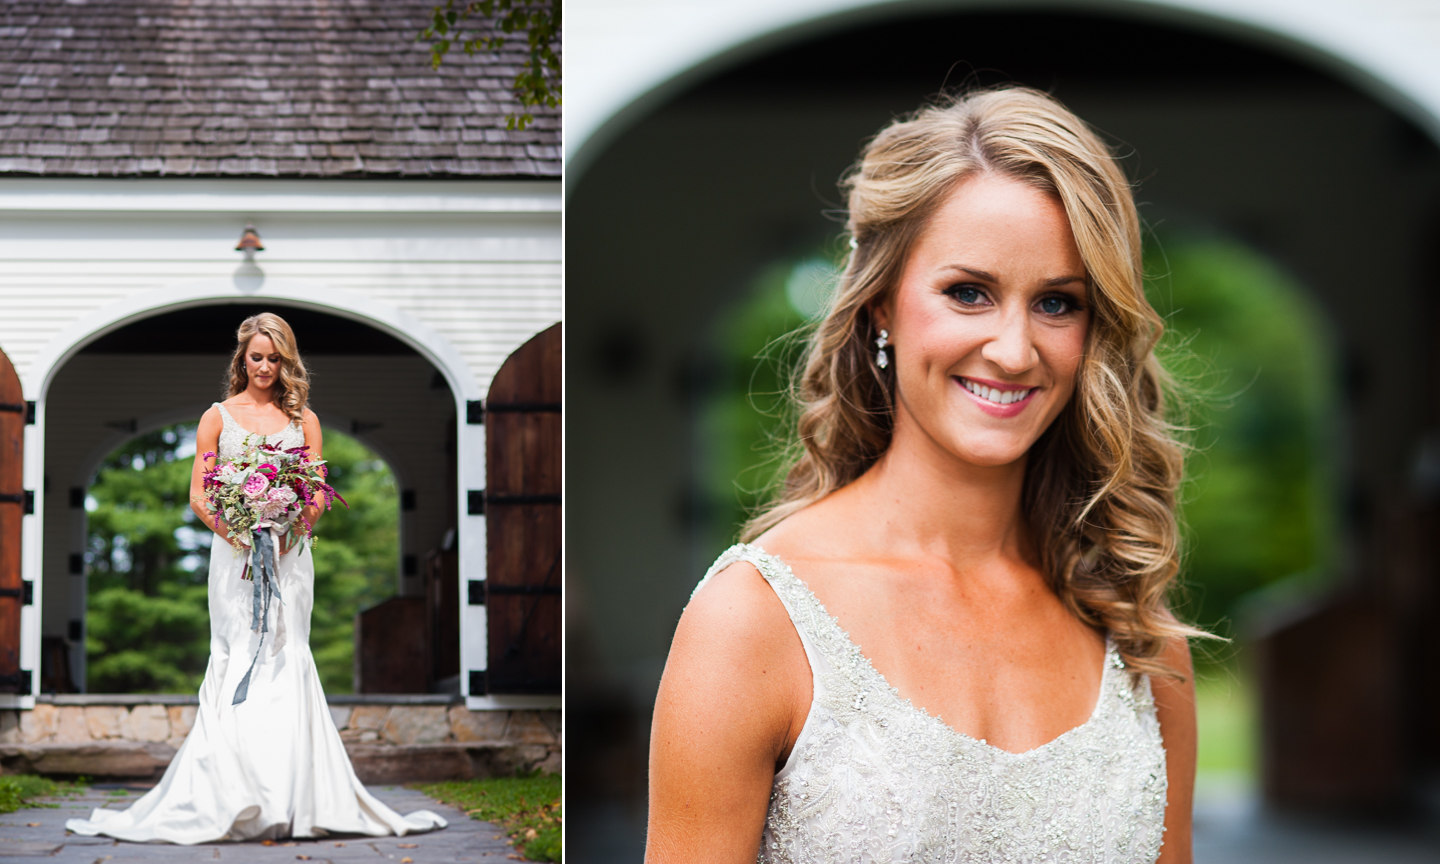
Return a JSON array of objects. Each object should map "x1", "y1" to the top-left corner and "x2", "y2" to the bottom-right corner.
[{"x1": 243, "y1": 472, "x2": 270, "y2": 498}]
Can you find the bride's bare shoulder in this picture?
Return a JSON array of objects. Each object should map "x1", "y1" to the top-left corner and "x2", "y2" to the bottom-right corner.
[
  {"x1": 665, "y1": 552, "x2": 808, "y2": 730},
  {"x1": 682, "y1": 556, "x2": 790, "y2": 649},
  {"x1": 197, "y1": 404, "x2": 223, "y2": 435}
]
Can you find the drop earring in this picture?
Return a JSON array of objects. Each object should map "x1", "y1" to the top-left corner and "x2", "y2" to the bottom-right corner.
[{"x1": 875, "y1": 329, "x2": 889, "y2": 369}]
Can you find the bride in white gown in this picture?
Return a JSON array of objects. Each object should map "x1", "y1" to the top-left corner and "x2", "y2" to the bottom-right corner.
[{"x1": 66, "y1": 311, "x2": 446, "y2": 844}]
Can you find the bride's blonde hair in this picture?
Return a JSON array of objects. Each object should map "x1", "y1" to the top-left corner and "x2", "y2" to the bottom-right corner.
[
  {"x1": 226, "y1": 312, "x2": 309, "y2": 422},
  {"x1": 743, "y1": 86, "x2": 1204, "y2": 678}
]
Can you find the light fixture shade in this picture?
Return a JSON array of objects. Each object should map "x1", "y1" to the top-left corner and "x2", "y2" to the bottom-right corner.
[{"x1": 235, "y1": 224, "x2": 264, "y2": 252}]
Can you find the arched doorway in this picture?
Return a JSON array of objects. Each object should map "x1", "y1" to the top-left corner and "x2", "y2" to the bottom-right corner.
[
  {"x1": 566, "y1": 2, "x2": 1440, "y2": 851},
  {"x1": 42, "y1": 303, "x2": 461, "y2": 695}
]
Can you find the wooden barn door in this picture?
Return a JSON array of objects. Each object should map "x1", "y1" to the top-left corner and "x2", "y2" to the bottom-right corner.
[
  {"x1": 0, "y1": 348, "x2": 26, "y2": 693},
  {"x1": 481, "y1": 323, "x2": 560, "y2": 694}
]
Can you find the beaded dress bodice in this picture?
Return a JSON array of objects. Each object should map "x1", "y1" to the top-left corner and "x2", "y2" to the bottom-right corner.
[
  {"x1": 695, "y1": 544, "x2": 1168, "y2": 864},
  {"x1": 214, "y1": 402, "x2": 305, "y2": 460}
]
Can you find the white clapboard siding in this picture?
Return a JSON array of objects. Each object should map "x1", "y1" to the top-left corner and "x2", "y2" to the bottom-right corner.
[{"x1": 0, "y1": 178, "x2": 562, "y2": 400}]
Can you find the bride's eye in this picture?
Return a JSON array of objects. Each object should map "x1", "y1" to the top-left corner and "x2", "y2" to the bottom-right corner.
[
  {"x1": 1036, "y1": 295, "x2": 1080, "y2": 316},
  {"x1": 945, "y1": 285, "x2": 989, "y2": 306}
]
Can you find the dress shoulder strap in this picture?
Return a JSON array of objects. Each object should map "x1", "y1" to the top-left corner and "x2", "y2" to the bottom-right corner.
[
  {"x1": 213, "y1": 402, "x2": 234, "y2": 424},
  {"x1": 691, "y1": 543, "x2": 812, "y2": 614},
  {"x1": 693, "y1": 544, "x2": 852, "y2": 682}
]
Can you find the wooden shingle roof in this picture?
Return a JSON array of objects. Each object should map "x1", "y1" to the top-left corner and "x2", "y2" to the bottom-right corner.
[{"x1": 0, "y1": 0, "x2": 559, "y2": 178}]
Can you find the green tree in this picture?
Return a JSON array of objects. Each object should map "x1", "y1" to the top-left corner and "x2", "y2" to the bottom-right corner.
[
  {"x1": 86, "y1": 426, "x2": 211, "y2": 693},
  {"x1": 1146, "y1": 236, "x2": 1336, "y2": 634},
  {"x1": 702, "y1": 259, "x2": 823, "y2": 551},
  {"x1": 307, "y1": 431, "x2": 400, "y2": 693},
  {"x1": 419, "y1": 0, "x2": 561, "y2": 130},
  {"x1": 85, "y1": 425, "x2": 399, "y2": 694}
]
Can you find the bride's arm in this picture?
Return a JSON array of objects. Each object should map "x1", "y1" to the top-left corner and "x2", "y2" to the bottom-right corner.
[
  {"x1": 189, "y1": 407, "x2": 235, "y2": 546},
  {"x1": 1153, "y1": 637, "x2": 1196, "y2": 864},
  {"x1": 646, "y1": 562, "x2": 810, "y2": 864},
  {"x1": 277, "y1": 409, "x2": 325, "y2": 555},
  {"x1": 299, "y1": 408, "x2": 324, "y2": 531}
]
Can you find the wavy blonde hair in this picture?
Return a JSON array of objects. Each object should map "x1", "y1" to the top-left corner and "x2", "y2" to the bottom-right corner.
[
  {"x1": 225, "y1": 312, "x2": 309, "y2": 422},
  {"x1": 742, "y1": 86, "x2": 1204, "y2": 678}
]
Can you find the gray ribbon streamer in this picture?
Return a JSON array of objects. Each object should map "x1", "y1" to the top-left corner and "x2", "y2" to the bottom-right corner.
[{"x1": 232, "y1": 529, "x2": 283, "y2": 706}]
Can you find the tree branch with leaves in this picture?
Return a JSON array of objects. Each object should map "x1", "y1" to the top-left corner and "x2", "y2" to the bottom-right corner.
[{"x1": 419, "y1": 0, "x2": 561, "y2": 131}]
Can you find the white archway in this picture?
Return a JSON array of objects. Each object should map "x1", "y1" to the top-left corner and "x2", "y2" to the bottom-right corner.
[
  {"x1": 567, "y1": 0, "x2": 1440, "y2": 180},
  {"x1": 7, "y1": 284, "x2": 547, "y2": 710}
]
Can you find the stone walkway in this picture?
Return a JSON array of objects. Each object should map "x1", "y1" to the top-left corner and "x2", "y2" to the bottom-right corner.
[
  {"x1": 1193, "y1": 777, "x2": 1440, "y2": 864},
  {"x1": 0, "y1": 784, "x2": 523, "y2": 862}
]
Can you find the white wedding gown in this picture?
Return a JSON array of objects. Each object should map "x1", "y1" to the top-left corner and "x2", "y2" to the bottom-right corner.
[
  {"x1": 66, "y1": 404, "x2": 446, "y2": 844},
  {"x1": 699, "y1": 545, "x2": 1168, "y2": 863}
]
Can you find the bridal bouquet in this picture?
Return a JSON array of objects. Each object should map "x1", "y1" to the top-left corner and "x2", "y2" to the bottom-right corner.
[
  {"x1": 200, "y1": 436, "x2": 346, "y2": 574},
  {"x1": 202, "y1": 436, "x2": 346, "y2": 705}
]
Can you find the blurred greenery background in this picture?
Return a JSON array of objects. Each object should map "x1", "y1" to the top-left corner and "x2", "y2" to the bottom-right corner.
[
  {"x1": 83, "y1": 424, "x2": 399, "y2": 694},
  {"x1": 700, "y1": 233, "x2": 1337, "y2": 782}
]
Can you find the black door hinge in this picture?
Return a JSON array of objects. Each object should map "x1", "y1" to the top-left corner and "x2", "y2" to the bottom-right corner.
[
  {"x1": 0, "y1": 491, "x2": 33, "y2": 514},
  {"x1": 0, "y1": 669, "x2": 31, "y2": 693},
  {"x1": 0, "y1": 402, "x2": 32, "y2": 424},
  {"x1": 0, "y1": 581, "x2": 34, "y2": 604}
]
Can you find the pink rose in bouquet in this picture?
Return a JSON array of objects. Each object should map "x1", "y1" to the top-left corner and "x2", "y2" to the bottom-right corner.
[
  {"x1": 258, "y1": 485, "x2": 298, "y2": 522},
  {"x1": 243, "y1": 472, "x2": 270, "y2": 498}
]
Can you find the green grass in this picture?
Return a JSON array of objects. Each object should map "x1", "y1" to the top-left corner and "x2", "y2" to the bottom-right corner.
[
  {"x1": 0, "y1": 775, "x2": 83, "y2": 814},
  {"x1": 413, "y1": 773, "x2": 560, "y2": 862},
  {"x1": 1195, "y1": 665, "x2": 1255, "y2": 776}
]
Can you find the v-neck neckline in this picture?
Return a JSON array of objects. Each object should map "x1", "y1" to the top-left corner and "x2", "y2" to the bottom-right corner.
[{"x1": 747, "y1": 542, "x2": 1115, "y2": 759}]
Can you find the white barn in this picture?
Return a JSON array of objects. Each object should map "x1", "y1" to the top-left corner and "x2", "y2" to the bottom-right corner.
[{"x1": 0, "y1": 0, "x2": 560, "y2": 745}]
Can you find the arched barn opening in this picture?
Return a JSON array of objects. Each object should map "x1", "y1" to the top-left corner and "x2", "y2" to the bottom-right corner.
[
  {"x1": 566, "y1": 1, "x2": 1440, "y2": 855},
  {"x1": 40, "y1": 303, "x2": 460, "y2": 697}
]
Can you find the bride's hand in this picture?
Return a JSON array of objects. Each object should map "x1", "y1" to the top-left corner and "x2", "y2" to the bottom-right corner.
[{"x1": 215, "y1": 517, "x2": 240, "y2": 549}]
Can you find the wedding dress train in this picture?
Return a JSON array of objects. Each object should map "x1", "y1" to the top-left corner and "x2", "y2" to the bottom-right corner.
[{"x1": 65, "y1": 405, "x2": 446, "y2": 844}]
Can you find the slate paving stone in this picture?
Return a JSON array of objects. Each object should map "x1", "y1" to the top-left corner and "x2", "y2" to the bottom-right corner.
[{"x1": 0, "y1": 784, "x2": 521, "y2": 863}]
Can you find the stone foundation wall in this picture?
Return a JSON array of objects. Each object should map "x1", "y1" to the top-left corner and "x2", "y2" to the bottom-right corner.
[{"x1": 0, "y1": 703, "x2": 560, "y2": 783}]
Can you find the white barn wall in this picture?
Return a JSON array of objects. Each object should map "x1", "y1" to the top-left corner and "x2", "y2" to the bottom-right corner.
[
  {"x1": 0, "y1": 179, "x2": 561, "y2": 397},
  {"x1": 0, "y1": 177, "x2": 561, "y2": 710}
]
